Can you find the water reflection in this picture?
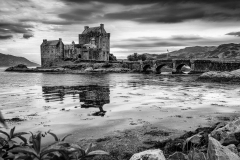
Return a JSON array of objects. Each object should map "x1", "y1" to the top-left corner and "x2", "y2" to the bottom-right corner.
[{"x1": 42, "y1": 85, "x2": 110, "y2": 116}]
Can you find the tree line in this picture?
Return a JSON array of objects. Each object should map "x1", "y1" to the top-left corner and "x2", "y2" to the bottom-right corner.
[{"x1": 127, "y1": 53, "x2": 147, "y2": 61}]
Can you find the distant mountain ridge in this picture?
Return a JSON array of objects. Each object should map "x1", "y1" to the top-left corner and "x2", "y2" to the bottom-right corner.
[
  {"x1": 145, "y1": 43, "x2": 240, "y2": 60},
  {"x1": 207, "y1": 43, "x2": 240, "y2": 59},
  {"x1": 0, "y1": 53, "x2": 39, "y2": 67},
  {"x1": 145, "y1": 46, "x2": 217, "y2": 59}
]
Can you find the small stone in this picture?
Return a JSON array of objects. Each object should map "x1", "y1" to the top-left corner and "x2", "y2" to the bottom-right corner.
[
  {"x1": 168, "y1": 152, "x2": 188, "y2": 160},
  {"x1": 130, "y1": 149, "x2": 166, "y2": 160}
]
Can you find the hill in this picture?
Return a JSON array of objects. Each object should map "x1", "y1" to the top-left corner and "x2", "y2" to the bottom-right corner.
[
  {"x1": 0, "y1": 53, "x2": 39, "y2": 67},
  {"x1": 168, "y1": 46, "x2": 216, "y2": 58},
  {"x1": 145, "y1": 46, "x2": 217, "y2": 59},
  {"x1": 207, "y1": 43, "x2": 240, "y2": 59},
  {"x1": 145, "y1": 43, "x2": 240, "y2": 60}
]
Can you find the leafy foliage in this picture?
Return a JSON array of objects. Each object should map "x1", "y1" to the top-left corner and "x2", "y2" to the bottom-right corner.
[
  {"x1": 0, "y1": 127, "x2": 109, "y2": 160},
  {"x1": 127, "y1": 53, "x2": 147, "y2": 61}
]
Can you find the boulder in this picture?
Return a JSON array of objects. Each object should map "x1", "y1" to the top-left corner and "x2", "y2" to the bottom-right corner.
[
  {"x1": 14, "y1": 64, "x2": 28, "y2": 69},
  {"x1": 5, "y1": 64, "x2": 28, "y2": 71},
  {"x1": 188, "y1": 148, "x2": 207, "y2": 160},
  {"x1": 129, "y1": 149, "x2": 166, "y2": 160},
  {"x1": 226, "y1": 144, "x2": 238, "y2": 155},
  {"x1": 211, "y1": 118, "x2": 240, "y2": 146},
  {"x1": 168, "y1": 152, "x2": 188, "y2": 160},
  {"x1": 54, "y1": 67, "x2": 65, "y2": 71},
  {"x1": 84, "y1": 67, "x2": 93, "y2": 72},
  {"x1": 183, "y1": 134, "x2": 202, "y2": 151},
  {"x1": 237, "y1": 144, "x2": 240, "y2": 152},
  {"x1": 207, "y1": 136, "x2": 240, "y2": 160}
]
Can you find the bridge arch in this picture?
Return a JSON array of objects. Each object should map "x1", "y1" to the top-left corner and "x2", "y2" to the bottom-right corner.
[
  {"x1": 143, "y1": 65, "x2": 152, "y2": 72},
  {"x1": 175, "y1": 64, "x2": 192, "y2": 74},
  {"x1": 156, "y1": 64, "x2": 167, "y2": 74}
]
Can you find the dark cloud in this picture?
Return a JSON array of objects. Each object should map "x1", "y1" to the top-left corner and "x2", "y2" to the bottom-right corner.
[
  {"x1": 0, "y1": 22, "x2": 33, "y2": 34},
  {"x1": 112, "y1": 42, "x2": 184, "y2": 48},
  {"x1": 171, "y1": 35, "x2": 203, "y2": 41},
  {"x1": 20, "y1": 18, "x2": 78, "y2": 25},
  {"x1": 60, "y1": 0, "x2": 240, "y2": 7},
  {"x1": 23, "y1": 33, "x2": 34, "y2": 39},
  {"x1": 0, "y1": 22, "x2": 34, "y2": 40},
  {"x1": 226, "y1": 32, "x2": 240, "y2": 37},
  {"x1": 125, "y1": 35, "x2": 204, "y2": 42},
  {"x1": 57, "y1": 3, "x2": 105, "y2": 24},
  {"x1": 58, "y1": 0, "x2": 240, "y2": 24},
  {"x1": 105, "y1": 3, "x2": 240, "y2": 23},
  {"x1": 112, "y1": 34, "x2": 240, "y2": 51},
  {"x1": 0, "y1": 35, "x2": 13, "y2": 40}
]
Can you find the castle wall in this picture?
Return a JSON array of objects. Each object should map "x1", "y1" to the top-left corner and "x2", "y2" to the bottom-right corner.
[
  {"x1": 81, "y1": 50, "x2": 89, "y2": 60},
  {"x1": 79, "y1": 34, "x2": 89, "y2": 45},
  {"x1": 41, "y1": 41, "x2": 64, "y2": 67},
  {"x1": 64, "y1": 44, "x2": 75, "y2": 59}
]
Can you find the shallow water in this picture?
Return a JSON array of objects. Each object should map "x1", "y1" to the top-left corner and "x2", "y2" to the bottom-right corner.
[{"x1": 0, "y1": 68, "x2": 240, "y2": 143}]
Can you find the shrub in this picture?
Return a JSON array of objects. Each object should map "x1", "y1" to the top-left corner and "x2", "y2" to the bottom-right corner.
[{"x1": 0, "y1": 127, "x2": 109, "y2": 160}]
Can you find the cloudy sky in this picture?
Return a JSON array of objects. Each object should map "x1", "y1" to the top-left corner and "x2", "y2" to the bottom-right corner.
[{"x1": 1, "y1": 0, "x2": 240, "y2": 63}]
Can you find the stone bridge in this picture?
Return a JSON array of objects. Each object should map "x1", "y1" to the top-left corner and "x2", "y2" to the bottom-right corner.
[{"x1": 140, "y1": 59, "x2": 240, "y2": 74}]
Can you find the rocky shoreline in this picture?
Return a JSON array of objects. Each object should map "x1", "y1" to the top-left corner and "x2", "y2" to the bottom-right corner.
[
  {"x1": 197, "y1": 69, "x2": 240, "y2": 83},
  {"x1": 84, "y1": 118, "x2": 240, "y2": 160},
  {"x1": 5, "y1": 64, "x2": 136, "y2": 74}
]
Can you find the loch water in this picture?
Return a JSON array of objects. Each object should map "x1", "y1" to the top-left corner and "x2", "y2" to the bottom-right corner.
[{"x1": 0, "y1": 67, "x2": 239, "y2": 142}]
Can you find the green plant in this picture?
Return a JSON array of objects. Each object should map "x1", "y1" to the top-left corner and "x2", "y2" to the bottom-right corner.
[
  {"x1": 0, "y1": 111, "x2": 7, "y2": 129},
  {"x1": 0, "y1": 126, "x2": 28, "y2": 147},
  {"x1": 0, "y1": 128, "x2": 109, "y2": 160},
  {"x1": 10, "y1": 132, "x2": 76, "y2": 160},
  {"x1": 0, "y1": 127, "x2": 28, "y2": 159},
  {"x1": 47, "y1": 130, "x2": 72, "y2": 142},
  {"x1": 75, "y1": 143, "x2": 109, "y2": 160}
]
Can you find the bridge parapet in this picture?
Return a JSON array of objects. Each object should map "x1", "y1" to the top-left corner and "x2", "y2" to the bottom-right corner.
[{"x1": 140, "y1": 59, "x2": 240, "y2": 73}]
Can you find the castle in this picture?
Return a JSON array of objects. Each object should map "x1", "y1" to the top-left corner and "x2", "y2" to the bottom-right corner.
[{"x1": 40, "y1": 24, "x2": 110, "y2": 67}]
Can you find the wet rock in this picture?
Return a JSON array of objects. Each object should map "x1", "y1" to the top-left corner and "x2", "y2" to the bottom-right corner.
[
  {"x1": 197, "y1": 69, "x2": 240, "y2": 83},
  {"x1": 168, "y1": 152, "x2": 188, "y2": 160},
  {"x1": 144, "y1": 130, "x2": 170, "y2": 137},
  {"x1": 207, "y1": 136, "x2": 240, "y2": 160},
  {"x1": 4, "y1": 117, "x2": 25, "y2": 122},
  {"x1": 184, "y1": 134, "x2": 202, "y2": 150},
  {"x1": 226, "y1": 144, "x2": 238, "y2": 155},
  {"x1": 85, "y1": 67, "x2": 93, "y2": 72},
  {"x1": 211, "y1": 118, "x2": 240, "y2": 146},
  {"x1": 237, "y1": 144, "x2": 240, "y2": 152},
  {"x1": 188, "y1": 149, "x2": 207, "y2": 160},
  {"x1": 5, "y1": 64, "x2": 28, "y2": 71},
  {"x1": 54, "y1": 67, "x2": 65, "y2": 71},
  {"x1": 129, "y1": 149, "x2": 166, "y2": 160}
]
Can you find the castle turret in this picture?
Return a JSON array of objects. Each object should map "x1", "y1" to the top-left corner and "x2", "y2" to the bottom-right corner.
[{"x1": 100, "y1": 24, "x2": 104, "y2": 33}]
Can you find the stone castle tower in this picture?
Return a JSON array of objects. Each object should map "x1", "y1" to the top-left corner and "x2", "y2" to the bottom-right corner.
[
  {"x1": 40, "y1": 38, "x2": 64, "y2": 67},
  {"x1": 79, "y1": 24, "x2": 110, "y2": 61},
  {"x1": 41, "y1": 24, "x2": 110, "y2": 67}
]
